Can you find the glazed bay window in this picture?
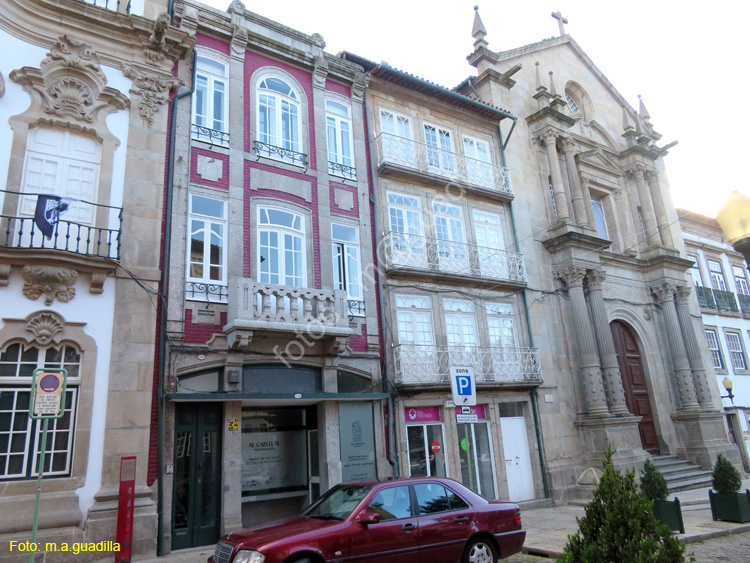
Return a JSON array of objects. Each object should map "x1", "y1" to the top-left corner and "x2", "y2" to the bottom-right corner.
[
  {"x1": 726, "y1": 332, "x2": 747, "y2": 371},
  {"x1": 192, "y1": 55, "x2": 228, "y2": 146},
  {"x1": 186, "y1": 194, "x2": 227, "y2": 302},
  {"x1": 705, "y1": 329, "x2": 724, "y2": 370},
  {"x1": 258, "y1": 207, "x2": 305, "y2": 287},
  {"x1": 332, "y1": 224, "x2": 363, "y2": 316},
  {"x1": 0, "y1": 342, "x2": 79, "y2": 480},
  {"x1": 256, "y1": 77, "x2": 304, "y2": 166},
  {"x1": 326, "y1": 100, "x2": 355, "y2": 180}
]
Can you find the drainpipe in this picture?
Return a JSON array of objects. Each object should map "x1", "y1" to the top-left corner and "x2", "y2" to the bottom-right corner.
[
  {"x1": 499, "y1": 121, "x2": 550, "y2": 499},
  {"x1": 364, "y1": 94, "x2": 400, "y2": 477},
  {"x1": 157, "y1": 49, "x2": 196, "y2": 557}
]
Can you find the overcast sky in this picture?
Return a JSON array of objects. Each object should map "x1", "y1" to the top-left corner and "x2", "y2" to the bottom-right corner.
[{"x1": 200, "y1": 0, "x2": 749, "y2": 218}]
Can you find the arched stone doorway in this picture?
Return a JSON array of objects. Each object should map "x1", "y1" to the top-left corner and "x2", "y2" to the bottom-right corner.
[{"x1": 610, "y1": 320, "x2": 660, "y2": 454}]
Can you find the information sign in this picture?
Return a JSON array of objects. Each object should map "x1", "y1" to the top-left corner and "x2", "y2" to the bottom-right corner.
[{"x1": 450, "y1": 366, "x2": 476, "y2": 406}]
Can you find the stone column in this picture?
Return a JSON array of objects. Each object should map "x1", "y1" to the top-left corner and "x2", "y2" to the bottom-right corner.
[
  {"x1": 675, "y1": 286, "x2": 713, "y2": 408},
  {"x1": 556, "y1": 266, "x2": 610, "y2": 416},
  {"x1": 629, "y1": 164, "x2": 661, "y2": 246},
  {"x1": 645, "y1": 169, "x2": 674, "y2": 247},
  {"x1": 585, "y1": 270, "x2": 630, "y2": 415},
  {"x1": 561, "y1": 137, "x2": 589, "y2": 226},
  {"x1": 542, "y1": 131, "x2": 570, "y2": 221},
  {"x1": 651, "y1": 283, "x2": 700, "y2": 410}
]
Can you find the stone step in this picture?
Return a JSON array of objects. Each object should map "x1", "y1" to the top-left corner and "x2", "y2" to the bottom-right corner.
[
  {"x1": 650, "y1": 455, "x2": 714, "y2": 493},
  {"x1": 658, "y1": 462, "x2": 700, "y2": 474},
  {"x1": 665, "y1": 469, "x2": 714, "y2": 483},
  {"x1": 668, "y1": 475, "x2": 714, "y2": 492}
]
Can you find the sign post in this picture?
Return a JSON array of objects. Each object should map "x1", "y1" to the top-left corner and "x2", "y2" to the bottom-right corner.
[
  {"x1": 28, "y1": 368, "x2": 67, "y2": 563},
  {"x1": 115, "y1": 456, "x2": 137, "y2": 563},
  {"x1": 450, "y1": 366, "x2": 476, "y2": 406}
]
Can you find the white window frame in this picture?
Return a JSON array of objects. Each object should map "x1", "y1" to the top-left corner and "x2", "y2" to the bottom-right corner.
[
  {"x1": 395, "y1": 294, "x2": 434, "y2": 347},
  {"x1": 565, "y1": 94, "x2": 580, "y2": 114},
  {"x1": 443, "y1": 299, "x2": 478, "y2": 350},
  {"x1": 326, "y1": 100, "x2": 355, "y2": 180},
  {"x1": 257, "y1": 206, "x2": 307, "y2": 287},
  {"x1": 256, "y1": 75, "x2": 303, "y2": 162},
  {"x1": 733, "y1": 266, "x2": 750, "y2": 296},
  {"x1": 423, "y1": 122, "x2": 455, "y2": 173},
  {"x1": 705, "y1": 328, "x2": 724, "y2": 370},
  {"x1": 487, "y1": 302, "x2": 517, "y2": 348},
  {"x1": 0, "y1": 342, "x2": 81, "y2": 480},
  {"x1": 689, "y1": 254, "x2": 705, "y2": 287},
  {"x1": 726, "y1": 331, "x2": 747, "y2": 371},
  {"x1": 462, "y1": 135, "x2": 493, "y2": 187},
  {"x1": 332, "y1": 223, "x2": 364, "y2": 316},
  {"x1": 405, "y1": 422, "x2": 449, "y2": 478},
  {"x1": 186, "y1": 194, "x2": 228, "y2": 302},
  {"x1": 708, "y1": 259, "x2": 728, "y2": 291},
  {"x1": 379, "y1": 109, "x2": 413, "y2": 139},
  {"x1": 192, "y1": 54, "x2": 229, "y2": 145}
]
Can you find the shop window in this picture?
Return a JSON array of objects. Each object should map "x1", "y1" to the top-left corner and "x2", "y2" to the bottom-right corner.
[
  {"x1": 406, "y1": 423, "x2": 447, "y2": 477},
  {"x1": 242, "y1": 365, "x2": 320, "y2": 394},
  {"x1": 455, "y1": 406, "x2": 497, "y2": 499},
  {"x1": 0, "y1": 342, "x2": 80, "y2": 480}
]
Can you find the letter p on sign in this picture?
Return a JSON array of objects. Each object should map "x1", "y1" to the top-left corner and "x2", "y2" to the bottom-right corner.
[{"x1": 450, "y1": 366, "x2": 476, "y2": 406}]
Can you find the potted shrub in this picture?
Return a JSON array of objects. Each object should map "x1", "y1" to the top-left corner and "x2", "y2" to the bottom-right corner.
[
  {"x1": 559, "y1": 448, "x2": 685, "y2": 563},
  {"x1": 640, "y1": 459, "x2": 684, "y2": 534},
  {"x1": 709, "y1": 454, "x2": 750, "y2": 523}
]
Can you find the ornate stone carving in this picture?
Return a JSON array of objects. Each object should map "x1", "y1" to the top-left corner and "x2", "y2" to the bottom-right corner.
[
  {"x1": 144, "y1": 13, "x2": 171, "y2": 66},
  {"x1": 351, "y1": 73, "x2": 369, "y2": 103},
  {"x1": 231, "y1": 25, "x2": 248, "y2": 57},
  {"x1": 650, "y1": 282, "x2": 676, "y2": 303},
  {"x1": 675, "y1": 285, "x2": 692, "y2": 304},
  {"x1": 313, "y1": 57, "x2": 328, "y2": 89},
  {"x1": 585, "y1": 269, "x2": 606, "y2": 290},
  {"x1": 21, "y1": 266, "x2": 78, "y2": 305},
  {"x1": 228, "y1": 0, "x2": 246, "y2": 15},
  {"x1": 10, "y1": 34, "x2": 129, "y2": 124},
  {"x1": 25, "y1": 311, "x2": 65, "y2": 345},
  {"x1": 0, "y1": 264, "x2": 11, "y2": 286},
  {"x1": 311, "y1": 33, "x2": 326, "y2": 48},
  {"x1": 540, "y1": 130, "x2": 558, "y2": 147},
  {"x1": 90, "y1": 272, "x2": 107, "y2": 295},
  {"x1": 121, "y1": 64, "x2": 180, "y2": 127},
  {"x1": 555, "y1": 265, "x2": 587, "y2": 287}
]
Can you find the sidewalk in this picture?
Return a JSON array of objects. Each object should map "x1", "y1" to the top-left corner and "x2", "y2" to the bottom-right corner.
[{"x1": 520, "y1": 478, "x2": 750, "y2": 558}]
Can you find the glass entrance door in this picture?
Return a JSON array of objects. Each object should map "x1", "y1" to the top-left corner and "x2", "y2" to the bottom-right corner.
[
  {"x1": 307, "y1": 429, "x2": 320, "y2": 504},
  {"x1": 456, "y1": 422, "x2": 497, "y2": 499},
  {"x1": 171, "y1": 403, "x2": 222, "y2": 550}
]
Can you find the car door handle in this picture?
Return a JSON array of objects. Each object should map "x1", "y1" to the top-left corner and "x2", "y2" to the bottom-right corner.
[
  {"x1": 455, "y1": 516, "x2": 469, "y2": 523},
  {"x1": 402, "y1": 523, "x2": 416, "y2": 531}
]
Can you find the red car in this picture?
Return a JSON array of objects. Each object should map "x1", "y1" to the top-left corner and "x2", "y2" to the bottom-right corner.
[{"x1": 208, "y1": 477, "x2": 525, "y2": 563}]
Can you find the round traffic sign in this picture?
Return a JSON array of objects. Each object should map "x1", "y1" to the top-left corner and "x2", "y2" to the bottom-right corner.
[
  {"x1": 39, "y1": 374, "x2": 60, "y2": 392},
  {"x1": 430, "y1": 441, "x2": 441, "y2": 454},
  {"x1": 460, "y1": 438, "x2": 470, "y2": 451}
]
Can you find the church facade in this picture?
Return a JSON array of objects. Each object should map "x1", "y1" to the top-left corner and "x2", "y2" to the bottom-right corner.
[{"x1": 457, "y1": 9, "x2": 738, "y2": 500}]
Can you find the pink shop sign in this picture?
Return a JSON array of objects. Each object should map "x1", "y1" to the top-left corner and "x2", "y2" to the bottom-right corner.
[
  {"x1": 454, "y1": 405, "x2": 487, "y2": 419},
  {"x1": 405, "y1": 406, "x2": 441, "y2": 423}
]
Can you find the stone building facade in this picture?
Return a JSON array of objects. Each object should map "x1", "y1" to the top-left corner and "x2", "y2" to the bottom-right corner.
[
  {"x1": 679, "y1": 209, "x2": 750, "y2": 472},
  {"x1": 457, "y1": 9, "x2": 738, "y2": 500},
  {"x1": 0, "y1": 0, "x2": 192, "y2": 560},
  {"x1": 338, "y1": 52, "x2": 546, "y2": 504},
  {"x1": 157, "y1": 0, "x2": 386, "y2": 553}
]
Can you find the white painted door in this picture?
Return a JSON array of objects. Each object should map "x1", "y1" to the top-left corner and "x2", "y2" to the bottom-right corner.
[{"x1": 499, "y1": 416, "x2": 535, "y2": 501}]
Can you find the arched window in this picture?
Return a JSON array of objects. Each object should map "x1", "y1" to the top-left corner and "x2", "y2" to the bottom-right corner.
[
  {"x1": 257, "y1": 207, "x2": 306, "y2": 287},
  {"x1": 257, "y1": 76, "x2": 302, "y2": 160},
  {"x1": 0, "y1": 342, "x2": 81, "y2": 480},
  {"x1": 192, "y1": 54, "x2": 229, "y2": 145}
]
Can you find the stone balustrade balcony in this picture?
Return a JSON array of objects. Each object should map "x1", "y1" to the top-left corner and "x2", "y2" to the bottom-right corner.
[
  {"x1": 393, "y1": 345, "x2": 542, "y2": 387},
  {"x1": 382, "y1": 232, "x2": 526, "y2": 285},
  {"x1": 373, "y1": 133, "x2": 513, "y2": 199},
  {"x1": 223, "y1": 279, "x2": 353, "y2": 350}
]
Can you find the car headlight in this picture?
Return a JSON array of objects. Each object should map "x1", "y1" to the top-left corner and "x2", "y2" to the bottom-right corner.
[{"x1": 233, "y1": 550, "x2": 265, "y2": 563}]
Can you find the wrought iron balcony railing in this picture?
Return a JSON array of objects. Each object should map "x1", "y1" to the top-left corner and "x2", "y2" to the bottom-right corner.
[
  {"x1": 80, "y1": 0, "x2": 131, "y2": 13},
  {"x1": 738, "y1": 293, "x2": 750, "y2": 315},
  {"x1": 224, "y1": 279, "x2": 353, "y2": 348},
  {"x1": 253, "y1": 141, "x2": 308, "y2": 169},
  {"x1": 191, "y1": 124, "x2": 229, "y2": 147},
  {"x1": 696, "y1": 285, "x2": 716, "y2": 309},
  {"x1": 328, "y1": 161, "x2": 356, "y2": 181},
  {"x1": 347, "y1": 299, "x2": 365, "y2": 317},
  {"x1": 373, "y1": 133, "x2": 513, "y2": 197},
  {"x1": 714, "y1": 289, "x2": 739, "y2": 313},
  {"x1": 382, "y1": 232, "x2": 526, "y2": 284},
  {"x1": 0, "y1": 189, "x2": 122, "y2": 259},
  {"x1": 393, "y1": 344, "x2": 542, "y2": 386},
  {"x1": 186, "y1": 281, "x2": 228, "y2": 303}
]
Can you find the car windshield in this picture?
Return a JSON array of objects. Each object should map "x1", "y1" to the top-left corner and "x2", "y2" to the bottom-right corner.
[{"x1": 301, "y1": 484, "x2": 373, "y2": 521}]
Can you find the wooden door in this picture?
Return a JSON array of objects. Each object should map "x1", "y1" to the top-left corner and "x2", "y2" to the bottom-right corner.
[{"x1": 610, "y1": 321, "x2": 660, "y2": 454}]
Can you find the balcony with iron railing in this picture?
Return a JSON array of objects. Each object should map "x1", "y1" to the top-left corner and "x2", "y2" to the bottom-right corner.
[
  {"x1": 696, "y1": 285, "x2": 742, "y2": 315},
  {"x1": 253, "y1": 141, "x2": 308, "y2": 170},
  {"x1": 738, "y1": 293, "x2": 750, "y2": 315},
  {"x1": 392, "y1": 345, "x2": 542, "y2": 387},
  {"x1": 714, "y1": 289, "x2": 740, "y2": 313},
  {"x1": 373, "y1": 133, "x2": 513, "y2": 199},
  {"x1": 696, "y1": 285, "x2": 716, "y2": 309},
  {"x1": 79, "y1": 0, "x2": 133, "y2": 14},
  {"x1": 382, "y1": 232, "x2": 526, "y2": 286},
  {"x1": 191, "y1": 124, "x2": 229, "y2": 148},
  {"x1": 0, "y1": 189, "x2": 122, "y2": 260},
  {"x1": 223, "y1": 279, "x2": 353, "y2": 350}
]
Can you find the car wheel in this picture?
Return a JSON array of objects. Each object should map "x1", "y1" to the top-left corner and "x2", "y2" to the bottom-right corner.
[{"x1": 463, "y1": 538, "x2": 497, "y2": 563}]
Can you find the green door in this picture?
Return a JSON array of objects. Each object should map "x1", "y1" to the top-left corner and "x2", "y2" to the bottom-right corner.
[{"x1": 171, "y1": 403, "x2": 222, "y2": 550}]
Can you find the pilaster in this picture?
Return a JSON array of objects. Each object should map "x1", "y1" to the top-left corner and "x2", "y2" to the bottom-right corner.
[
  {"x1": 542, "y1": 131, "x2": 570, "y2": 222},
  {"x1": 561, "y1": 137, "x2": 589, "y2": 227},
  {"x1": 675, "y1": 285, "x2": 713, "y2": 408},
  {"x1": 628, "y1": 164, "x2": 660, "y2": 247},
  {"x1": 645, "y1": 169, "x2": 674, "y2": 247}
]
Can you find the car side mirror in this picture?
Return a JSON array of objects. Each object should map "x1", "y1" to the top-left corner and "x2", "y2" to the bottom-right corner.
[{"x1": 358, "y1": 511, "x2": 381, "y2": 525}]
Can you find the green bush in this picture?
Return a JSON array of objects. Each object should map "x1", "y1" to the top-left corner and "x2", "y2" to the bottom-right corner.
[
  {"x1": 712, "y1": 454, "x2": 741, "y2": 495},
  {"x1": 640, "y1": 459, "x2": 669, "y2": 501},
  {"x1": 559, "y1": 448, "x2": 685, "y2": 563}
]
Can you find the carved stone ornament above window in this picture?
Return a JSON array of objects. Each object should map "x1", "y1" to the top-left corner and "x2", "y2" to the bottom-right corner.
[
  {"x1": 25, "y1": 311, "x2": 65, "y2": 346},
  {"x1": 21, "y1": 265, "x2": 78, "y2": 306},
  {"x1": 10, "y1": 34, "x2": 129, "y2": 125},
  {"x1": 121, "y1": 64, "x2": 181, "y2": 127}
]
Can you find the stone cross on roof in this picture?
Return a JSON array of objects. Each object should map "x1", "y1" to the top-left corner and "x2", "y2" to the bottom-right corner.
[{"x1": 551, "y1": 11, "x2": 568, "y2": 36}]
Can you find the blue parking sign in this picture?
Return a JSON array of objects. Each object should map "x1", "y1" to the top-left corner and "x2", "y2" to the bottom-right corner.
[{"x1": 450, "y1": 366, "x2": 476, "y2": 406}]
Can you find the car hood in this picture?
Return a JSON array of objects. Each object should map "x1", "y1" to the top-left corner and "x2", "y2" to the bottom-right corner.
[{"x1": 221, "y1": 516, "x2": 341, "y2": 550}]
